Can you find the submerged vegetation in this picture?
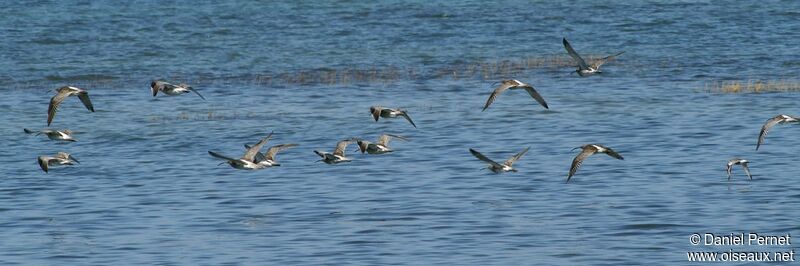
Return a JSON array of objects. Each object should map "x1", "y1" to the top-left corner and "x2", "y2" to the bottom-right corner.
[
  {"x1": 8, "y1": 54, "x2": 628, "y2": 89},
  {"x1": 703, "y1": 80, "x2": 800, "y2": 93},
  {"x1": 242, "y1": 54, "x2": 620, "y2": 85}
]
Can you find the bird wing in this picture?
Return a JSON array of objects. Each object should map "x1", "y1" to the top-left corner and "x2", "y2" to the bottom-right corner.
[
  {"x1": 162, "y1": 82, "x2": 179, "y2": 90},
  {"x1": 726, "y1": 162, "x2": 733, "y2": 180},
  {"x1": 370, "y1": 106, "x2": 381, "y2": 121},
  {"x1": 190, "y1": 88, "x2": 206, "y2": 100},
  {"x1": 241, "y1": 132, "x2": 273, "y2": 161},
  {"x1": 334, "y1": 139, "x2": 354, "y2": 156},
  {"x1": 522, "y1": 86, "x2": 549, "y2": 109},
  {"x1": 503, "y1": 146, "x2": 530, "y2": 166},
  {"x1": 179, "y1": 84, "x2": 206, "y2": 100},
  {"x1": 77, "y1": 91, "x2": 94, "y2": 112},
  {"x1": 469, "y1": 148, "x2": 504, "y2": 169},
  {"x1": 67, "y1": 154, "x2": 79, "y2": 164},
  {"x1": 157, "y1": 82, "x2": 181, "y2": 94},
  {"x1": 400, "y1": 111, "x2": 417, "y2": 128},
  {"x1": 47, "y1": 89, "x2": 72, "y2": 126},
  {"x1": 741, "y1": 162, "x2": 752, "y2": 180},
  {"x1": 356, "y1": 140, "x2": 369, "y2": 153},
  {"x1": 151, "y1": 81, "x2": 166, "y2": 97},
  {"x1": 242, "y1": 144, "x2": 266, "y2": 163},
  {"x1": 254, "y1": 151, "x2": 267, "y2": 163},
  {"x1": 757, "y1": 116, "x2": 783, "y2": 150},
  {"x1": 37, "y1": 156, "x2": 50, "y2": 173},
  {"x1": 265, "y1": 143, "x2": 299, "y2": 161},
  {"x1": 603, "y1": 146, "x2": 624, "y2": 160},
  {"x1": 377, "y1": 134, "x2": 407, "y2": 146},
  {"x1": 208, "y1": 151, "x2": 237, "y2": 162},
  {"x1": 482, "y1": 82, "x2": 513, "y2": 111},
  {"x1": 568, "y1": 147, "x2": 597, "y2": 181},
  {"x1": 563, "y1": 38, "x2": 589, "y2": 70},
  {"x1": 590, "y1": 51, "x2": 624, "y2": 69}
]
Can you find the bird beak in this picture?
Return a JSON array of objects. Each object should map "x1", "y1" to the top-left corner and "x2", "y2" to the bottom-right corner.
[
  {"x1": 217, "y1": 162, "x2": 226, "y2": 166},
  {"x1": 70, "y1": 156, "x2": 80, "y2": 164},
  {"x1": 570, "y1": 147, "x2": 581, "y2": 151}
]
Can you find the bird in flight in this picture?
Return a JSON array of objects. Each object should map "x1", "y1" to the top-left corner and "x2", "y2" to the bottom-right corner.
[
  {"x1": 315, "y1": 138, "x2": 358, "y2": 164},
  {"x1": 47, "y1": 86, "x2": 94, "y2": 126},
  {"x1": 151, "y1": 80, "x2": 206, "y2": 100},
  {"x1": 370, "y1": 106, "x2": 417, "y2": 128},
  {"x1": 208, "y1": 132, "x2": 276, "y2": 170},
  {"x1": 469, "y1": 146, "x2": 530, "y2": 173},
  {"x1": 243, "y1": 143, "x2": 299, "y2": 167},
  {"x1": 756, "y1": 114, "x2": 798, "y2": 150},
  {"x1": 24, "y1": 128, "x2": 78, "y2": 142},
  {"x1": 567, "y1": 144, "x2": 624, "y2": 182},
  {"x1": 563, "y1": 38, "x2": 624, "y2": 77},
  {"x1": 37, "y1": 152, "x2": 79, "y2": 173},
  {"x1": 726, "y1": 158, "x2": 752, "y2": 181},
  {"x1": 356, "y1": 134, "x2": 408, "y2": 154},
  {"x1": 482, "y1": 79, "x2": 548, "y2": 111}
]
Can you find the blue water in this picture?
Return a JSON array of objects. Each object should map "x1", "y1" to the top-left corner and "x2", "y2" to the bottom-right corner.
[{"x1": 2, "y1": 1, "x2": 800, "y2": 265}]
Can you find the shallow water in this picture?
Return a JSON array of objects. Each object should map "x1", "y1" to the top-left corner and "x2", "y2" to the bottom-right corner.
[{"x1": 2, "y1": 1, "x2": 800, "y2": 265}]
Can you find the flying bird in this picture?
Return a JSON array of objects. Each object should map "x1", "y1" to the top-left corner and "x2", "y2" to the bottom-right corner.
[
  {"x1": 469, "y1": 146, "x2": 530, "y2": 173},
  {"x1": 315, "y1": 139, "x2": 357, "y2": 164},
  {"x1": 567, "y1": 144, "x2": 624, "y2": 182},
  {"x1": 151, "y1": 80, "x2": 206, "y2": 100},
  {"x1": 563, "y1": 38, "x2": 624, "y2": 77},
  {"x1": 47, "y1": 86, "x2": 94, "y2": 126},
  {"x1": 482, "y1": 79, "x2": 548, "y2": 111},
  {"x1": 24, "y1": 128, "x2": 77, "y2": 142},
  {"x1": 370, "y1": 106, "x2": 417, "y2": 128},
  {"x1": 243, "y1": 143, "x2": 299, "y2": 167},
  {"x1": 356, "y1": 134, "x2": 408, "y2": 154},
  {"x1": 208, "y1": 132, "x2": 275, "y2": 170},
  {"x1": 726, "y1": 158, "x2": 752, "y2": 181},
  {"x1": 37, "y1": 152, "x2": 79, "y2": 173},
  {"x1": 756, "y1": 114, "x2": 799, "y2": 150}
]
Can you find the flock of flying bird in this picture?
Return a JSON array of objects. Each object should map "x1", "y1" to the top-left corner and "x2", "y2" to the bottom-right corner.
[{"x1": 24, "y1": 38, "x2": 798, "y2": 182}]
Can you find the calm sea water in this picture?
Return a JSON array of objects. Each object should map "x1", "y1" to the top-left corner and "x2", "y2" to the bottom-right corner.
[{"x1": 2, "y1": 1, "x2": 800, "y2": 265}]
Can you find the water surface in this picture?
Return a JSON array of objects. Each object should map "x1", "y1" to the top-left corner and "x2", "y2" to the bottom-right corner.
[{"x1": 1, "y1": 1, "x2": 799, "y2": 265}]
